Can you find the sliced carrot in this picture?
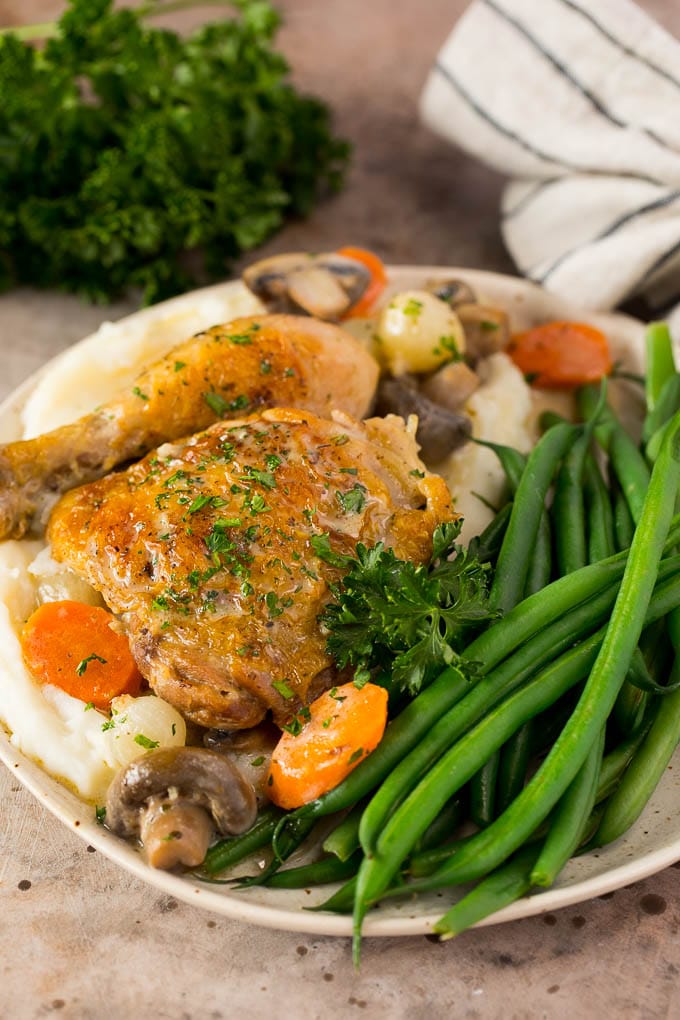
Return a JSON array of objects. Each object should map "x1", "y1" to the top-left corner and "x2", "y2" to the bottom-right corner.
[
  {"x1": 21, "y1": 600, "x2": 143, "y2": 710},
  {"x1": 267, "y1": 681, "x2": 389, "y2": 809},
  {"x1": 507, "y1": 320, "x2": 613, "y2": 389},
  {"x1": 336, "y1": 246, "x2": 387, "y2": 318}
]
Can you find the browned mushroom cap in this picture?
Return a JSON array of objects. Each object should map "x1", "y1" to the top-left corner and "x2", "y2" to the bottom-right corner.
[
  {"x1": 242, "y1": 252, "x2": 371, "y2": 320},
  {"x1": 456, "y1": 304, "x2": 511, "y2": 363},
  {"x1": 376, "y1": 376, "x2": 471, "y2": 462},
  {"x1": 105, "y1": 746, "x2": 257, "y2": 869},
  {"x1": 428, "y1": 278, "x2": 478, "y2": 308}
]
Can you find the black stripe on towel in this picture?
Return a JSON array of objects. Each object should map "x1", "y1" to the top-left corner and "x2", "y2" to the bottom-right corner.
[
  {"x1": 433, "y1": 61, "x2": 662, "y2": 186},
  {"x1": 636, "y1": 237, "x2": 680, "y2": 292},
  {"x1": 537, "y1": 190, "x2": 680, "y2": 285},
  {"x1": 503, "y1": 178, "x2": 560, "y2": 220},
  {"x1": 557, "y1": 0, "x2": 680, "y2": 94},
  {"x1": 483, "y1": 0, "x2": 675, "y2": 158}
]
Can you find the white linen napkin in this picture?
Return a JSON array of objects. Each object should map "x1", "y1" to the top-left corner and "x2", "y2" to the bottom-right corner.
[{"x1": 420, "y1": 0, "x2": 680, "y2": 332}]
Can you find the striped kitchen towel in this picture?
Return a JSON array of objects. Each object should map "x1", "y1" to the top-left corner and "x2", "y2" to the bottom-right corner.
[{"x1": 420, "y1": 0, "x2": 680, "y2": 330}]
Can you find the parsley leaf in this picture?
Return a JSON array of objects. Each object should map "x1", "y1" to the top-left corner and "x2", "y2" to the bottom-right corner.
[{"x1": 320, "y1": 521, "x2": 495, "y2": 696}]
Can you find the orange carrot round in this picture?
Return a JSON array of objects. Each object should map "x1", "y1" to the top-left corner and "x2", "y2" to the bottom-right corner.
[
  {"x1": 336, "y1": 247, "x2": 387, "y2": 318},
  {"x1": 508, "y1": 320, "x2": 613, "y2": 389},
  {"x1": 21, "y1": 600, "x2": 143, "y2": 710},
  {"x1": 267, "y1": 681, "x2": 389, "y2": 809}
]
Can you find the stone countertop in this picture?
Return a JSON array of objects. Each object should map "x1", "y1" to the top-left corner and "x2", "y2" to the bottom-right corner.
[{"x1": 0, "y1": 2, "x2": 679, "y2": 1017}]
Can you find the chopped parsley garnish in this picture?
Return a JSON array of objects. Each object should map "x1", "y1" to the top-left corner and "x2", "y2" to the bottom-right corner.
[
  {"x1": 203, "y1": 391, "x2": 250, "y2": 417},
  {"x1": 272, "y1": 679, "x2": 295, "y2": 700},
  {"x1": 336, "y1": 483, "x2": 367, "y2": 515},
  {"x1": 134, "y1": 734, "x2": 160, "y2": 750},
  {"x1": 244, "y1": 466, "x2": 277, "y2": 490},
  {"x1": 83, "y1": 701, "x2": 95, "y2": 712},
  {"x1": 251, "y1": 755, "x2": 265, "y2": 767},
  {"x1": 260, "y1": 359, "x2": 273, "y2": 375},
  {"x1": 174, "y1": 361, "x2": 187, "y2": 372},
  {"x1": 348, "y1": 747, "x2": 364, "y2": 765},
  {"x1": 132, "y1": 386, "x2": 149, "y2": 401},
  {"x1": 95, "y1": 806, "x2": 106, "y2": 824},
  {"x1": 228, "y1": 333, "x2": 254, "y2": 345},
  {"x1": 310, "y1": 532, "x2": 351, "y2": 569},
  {"x1": 75, "y1": 653, "x2": 107, "y2": 676},
  {"x1": 402, "y1": 298, "x2": 423, "y2": 318}
]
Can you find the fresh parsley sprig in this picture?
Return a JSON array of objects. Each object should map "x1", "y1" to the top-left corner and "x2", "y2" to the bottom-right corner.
[
  {"x1": 318, "y1": 521, "x2": 496, "y2": 696},
  {"x1": 0, "y1": 0, "x2": 349, "y2": 304}
]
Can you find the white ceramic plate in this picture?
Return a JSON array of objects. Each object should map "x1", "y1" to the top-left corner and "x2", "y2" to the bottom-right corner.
[{"x1": 2, "y1": 267, "x2": 679, "y2": 937}]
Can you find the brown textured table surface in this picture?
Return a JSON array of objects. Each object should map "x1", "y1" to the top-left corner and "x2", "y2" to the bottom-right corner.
[{"x1": 1, "y1": 2, "x2": 679, "y2": 1018}]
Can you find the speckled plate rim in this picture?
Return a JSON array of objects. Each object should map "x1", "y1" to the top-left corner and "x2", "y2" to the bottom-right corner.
[{"x1": 1, "y1": 266, "x2": 679, "y2": 938}]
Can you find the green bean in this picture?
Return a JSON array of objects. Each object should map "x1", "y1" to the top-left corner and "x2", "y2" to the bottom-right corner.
[
  {"x1": 642, "y1": 375, "x2": 680, "y2": 445},
  {"x1": 552, "y1": 431, "x2": 590, "y2": 576},
  {"x1": 596, "y1": 607, "x2": 680, "y2": 845},
  {"x1": 470, "y1": 755, "x2": 500, "y2": 828},
  {"x1": 577, "y1": 385, "x2": 651, "y2": 523},
  {"x1": 408, "y1": 839, "x2": 468, "y2": 879},
  {"x1": 469, "y1": 502, "x2": 513, "y2": 565},
  {"x1": 596, "y1": 713, "x2": 654, "y2": 802},
  {"x1": 584, "y1": 457, "x2": 616, "y2": 562},
  {"x1": 531, "y1": 726, "x2": 605, "y2": 887},
  {"x1": 524, "y1": 511, "x2": 552, "y2": 596},
  {"x1": 614, "y1": 649, "x2": 651, "y2": 734},
  {"x1": 240, "y1": 812, "x2": 317, "y2": 887},
  {"x1": 202, "y1": 806, "x2": 282, "y2": 876},
  {"x1": 322, "y1": 802, "x2": 365, "y2": 861},
  {"x1": 311, "y1": 875, "x2": 357, "y2": 914},
  {"x1": 496, "y1": 721, "x2": 533, "y2": 815},
  {"x1": 432, "y1": 845, "x2": 539, "y2": 940},
  {"x1": 489, "y1": 423, "x2": 579, "y2": 613},
  {"x1": 472, "y1": 439, "x2": 527, "y2": 492},
  {"x1": 612, "y1": 475, "x2": 635, "y2": 551},
  {"x1": 264, "y1": 851, "x2": 362, "y2": 889},
  {"x1": 472, "y1": 441, "x2": 550, "y2": 587},
  {"x1": 395, "y1": 575, "x2": 680, "y2": 909},
  {"x1": 352, "y1": 626, "x2": 606, "y2": 951},
  {"x1": 359, "y1": 554, "x2": 680, "y2": 856},
  {"x1": 644, "y1": 321, "x2": 676, "y2": 414},
  {"x1": 413, "y1": 416, "x2": 680, "y2": 892},
  {"x1": 415, "y1": 797, "x2": 465, "y2": 854},
  {"x1": 358, "y1": 578, "x2": 622, "y2": 853}
]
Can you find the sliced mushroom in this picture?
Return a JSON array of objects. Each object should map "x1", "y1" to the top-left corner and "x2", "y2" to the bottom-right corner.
[
  {"x1": 242, "y1": 252, "x2": 371, "y2": 320},
  {"x1": 428, "y1": 278, "x2": 478, "y2": 308},
  {"x1": 376, "y1": 376, "x2": 471, "y2": 462},
  {"x1": 456, "y1": 304, "x2": 511, "y2": 363},
  {"x1": 105, "y1": 746, "x2": 257, "y2": 870},
  {"x1": 421, "y1": 361, "x2": 480, "y2": 412}
]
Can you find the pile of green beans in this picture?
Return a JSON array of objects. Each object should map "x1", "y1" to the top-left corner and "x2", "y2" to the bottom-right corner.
[{"x1": 198, "y1": 322, "x2": 680, "y2": 965}]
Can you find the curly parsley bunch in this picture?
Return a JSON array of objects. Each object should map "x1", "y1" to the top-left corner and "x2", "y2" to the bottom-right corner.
[
  {"x1": 0, "y1": 0, "x2": 349, "y2": 303},
  {"x1": 320, "y1": 521, "x2": 496, "y2": 696}
]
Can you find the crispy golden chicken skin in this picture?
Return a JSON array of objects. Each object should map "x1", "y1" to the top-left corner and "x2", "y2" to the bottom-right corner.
[
  {"x1": 48, "y1": 408, "x2": 454, "y2": 729},
  {"x1": 0, "y1": 315, "x2": 379, "y2": 539}
]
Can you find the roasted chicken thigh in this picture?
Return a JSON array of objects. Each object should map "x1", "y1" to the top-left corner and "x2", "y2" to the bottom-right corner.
[
  {"x1": 48, "y1": 408, "x2": 454, "y2": 729},
  {"x1": 0, "y1": 315, "x2": 378, "y2": 539}
]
